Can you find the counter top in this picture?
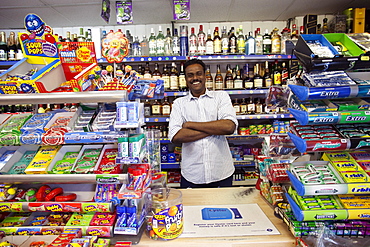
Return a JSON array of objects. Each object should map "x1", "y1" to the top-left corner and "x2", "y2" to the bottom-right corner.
[{"x1": 134, "y1": 187, "x2": 295, "y2": 247}]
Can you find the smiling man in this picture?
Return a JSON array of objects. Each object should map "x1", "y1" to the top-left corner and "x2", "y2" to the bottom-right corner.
[{"x1": 168, "y1": 59, "x2": 238, "y2": 188}]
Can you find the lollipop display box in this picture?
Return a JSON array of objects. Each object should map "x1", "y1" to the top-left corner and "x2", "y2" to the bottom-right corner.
[
  {"x1": 294, "y1": 34, "x2": 370, "y2": 72},
  {"x1": 0, "y1": 57, "x2": 66, "y2": 94}
]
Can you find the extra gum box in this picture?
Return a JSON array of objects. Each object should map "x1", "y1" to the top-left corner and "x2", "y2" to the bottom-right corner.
[
  {"x1": 322, "y1": 152, "x2": 356, "y2": 162},
  {"x1": 24, "y1": 145, "x2": 61, "y2": 174}
]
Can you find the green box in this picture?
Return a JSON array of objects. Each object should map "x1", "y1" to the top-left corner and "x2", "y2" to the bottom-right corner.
[{"x1": 323, "y1": 33, "x2": 365, "y2": 57}]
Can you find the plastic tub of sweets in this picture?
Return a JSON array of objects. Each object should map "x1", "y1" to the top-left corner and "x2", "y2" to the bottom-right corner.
[{"x1": 144, "y1": 187, "x2": 183, "y2": 240}]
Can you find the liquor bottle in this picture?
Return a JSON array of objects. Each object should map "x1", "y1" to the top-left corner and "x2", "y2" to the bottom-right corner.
[
  {"x1": 245, "y1": 32, "x2": 255, "y2": 55},
  {"x1": 179, "y1": 62, "x2": 187, "y2": 91},
  {"x1": 255, "y1": 28, "x2": 263, "y2": 55},
  {"x1": 243, "y1": 64, "x2": 254, "y2": 89},
  {"x1": 255, "y1": 98, "x2": 263, "y2": 114},
  {"x1": 300, "y1": 26, "x2": 305, "y2": 35},
  {"x1": 271, "y1": 28, "x2": 281, "y2": 54},
  {"x1": 170, "y1": 62, "x2": 179, "y2": 91},
  {"x1": 281, "y1": 62, "x2": 289, "y2": 85},
  {"x1": 65, "y1": 31, "x2": 72, "y2": 42},
  {"x1": 233, "y1": 98, "x2": 241, "y2": 115},
  {"x1": 221, "y1": 26, "x2": 229, "y2": 54},
  {"x1": 253, "y1": 64, "x2": 263, "y2": 88},
  {"x1": 291, "y1": 24, "x2": 299, "y2": 45},
  {"x1": 197, "y1": 25, "x2": 206, "y2": 55},
  {"x1": 247, "y1": 97, "x2": 256, "y2": 114},
  {"x1": 263, "y1": 61, "x2": 273, "y2": 88},
  {"x1": 7, "y1": 32, "x2": 17, "y2": 61},
  {"x1": 316, "y1": 24, "x2": 322, "y2": 34},
  {"x1": 85, "y1": 29, "x2": 92, "y2": 42},
  {"x1": 162, "y1": 64, "x2": 170, "y2": 91},
  {"x1": 156, "y1": 26, "x2": 165, "y2": 56},
  {"x1": 179, "y1": 25, "x2": 189, "y2": 56},
  {"x1": 77, "y1": 28, "x2": 86, "y2": 42},
  {"x1": 214, "y1": 64, "x2": 223, "y2": 90},
  {"x1": 152, "y1": 63, "x2": 162, "y2": 80},
  {"x1": 273, "y1": 60, "x2": 282, "y2": 85},
  {"x1": 237, "y1": 25, "x2": 245, "y2": 54},
  {"x1": 233, "y1": 64, "x2": 243, "y2": 89},
  {"x1": 172, "y1": 28, "x2": 181, "y2": 56},
  {"x1": 240, "y1": 98, "x2": 247, "y2": 114},
  {"x1": 140, "y1": 35, "x2": 149, "y2": 57},
  {"x1": 144, "y1": 99, "x2": 152, "y2": 117},
  {"x1": 151, "y1": 99, "x2": 162, "y2": 116},
  {"x1": 224, "y1": 64, "x2": 234, "y2": 89},
  {"x1": 143, "y1": 62, "x2": 152, "y2": 78},
  {"x1": 126, "y1": 30, "x2": 133, "y2": 56},
  {"x1": 132, "y1": 36, "x2": 141, "y2": 57},
  {"x1": 280, "y1": 27, "x2": 290, "y2": 55},
  {"x1": 164, "y1": 28, "x2": 173, "y2": 56},
  {"x1": 0, "y1": 32, "x2": 7, "y2": 61},
  {"x1": 228, "y1": 27, "x2": 237, "y2": 54},
  {"x1": 149, "y1": 28, "x2": 157, "y2": 56},
  {"x1": 262, "y1": 29, "x2": 271, "y2": 54},
  {"x1": 15, "y1": 32, "x2": 23, "y2": 61},
  {"x1": 189, "y1": 27, "x2": 198, "y2": 55},
  {"x1": 205, "y1": 65, "x2": 213, "y2": 90},
  {"x1": 213, "y1": 27, "x2": 222, "y2": 53},
  {"x1": 138, "y1": 64, "x2": 144, "y2": 76},
  {"x1": 162, "y1": 97, "x2": 171, "y2": 116},
  {"x1": 205, "y1": 29, "x2": 214, "y2": 55},
  {"x1": 321, "y1": 18, "x2": 330, "y2": 34}
]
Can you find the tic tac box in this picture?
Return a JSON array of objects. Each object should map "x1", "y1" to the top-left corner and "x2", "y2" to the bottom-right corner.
[
  {"x1": 353, "y1": 8, "x2": 366, "y2": 33},
  {"x1": 303, "y1": 14, "x2": 317, "y2": 34}
]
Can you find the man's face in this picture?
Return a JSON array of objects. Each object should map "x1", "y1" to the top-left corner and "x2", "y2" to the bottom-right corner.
[{"x1": 185, "y1": 63, "x2": 206, "y2": 97}]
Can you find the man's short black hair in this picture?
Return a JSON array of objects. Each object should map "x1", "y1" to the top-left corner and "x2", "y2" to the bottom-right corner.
[{"x1": 184, "y1": 59, "x2": 206, "y2": 73}]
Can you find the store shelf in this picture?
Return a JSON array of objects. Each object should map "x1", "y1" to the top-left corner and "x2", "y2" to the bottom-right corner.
[
  {"x1": 0, "y1": 174, "x2": 128, "y2": 184},
  {"x1": 0, "y1": 90, "x2": 128, "y2": 105},
  {"x1": 190, "y1": 54, "x2": 295, "y2": 61},
  {"x1": 97, "y1": 56, "x2": 187, "y2": 63},
  {"x1": 236, "y1": 113, "x2": 293, "y2": 120},
  {"x1": 0, "y1": 61, "x2": 18, "y2": 67},
  {"x1": 161, "y1": 163, "x2": 180, "y2": 169},
  {"x1": 163, "y1": 89, "x2": 268, "y2": 97}
]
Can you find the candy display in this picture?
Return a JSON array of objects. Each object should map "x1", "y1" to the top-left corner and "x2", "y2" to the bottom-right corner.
[
  {"x1": 72, "y1": 145, "x2": 103, "y2": 174},
  {"x1": 25, "y1": 146, "x2": 61, "y2": 174}
]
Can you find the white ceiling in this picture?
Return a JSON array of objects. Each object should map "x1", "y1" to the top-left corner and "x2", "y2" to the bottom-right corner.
[{"x1": 0, "y1": 0, "x2": 369, "y2": 29}]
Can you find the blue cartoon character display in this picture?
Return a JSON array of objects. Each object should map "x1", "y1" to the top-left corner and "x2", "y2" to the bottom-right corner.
[{"x1": 19, "y1": 13, "x2": 58, "y2": 58}]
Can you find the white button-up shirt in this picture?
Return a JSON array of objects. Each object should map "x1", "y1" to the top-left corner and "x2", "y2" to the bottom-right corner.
[{"x1": 168, "y1": 90, "x2": 238, "y2": 184}]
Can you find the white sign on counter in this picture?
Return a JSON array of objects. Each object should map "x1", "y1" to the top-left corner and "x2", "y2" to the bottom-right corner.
[{"x1": 180, "y1": 204, "x2": 280, "y2": 238}]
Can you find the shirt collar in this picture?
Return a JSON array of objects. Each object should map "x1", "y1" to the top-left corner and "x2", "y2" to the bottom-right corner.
[{"x1": 188, "y1": 89, "x2": 214, "y2": 100}]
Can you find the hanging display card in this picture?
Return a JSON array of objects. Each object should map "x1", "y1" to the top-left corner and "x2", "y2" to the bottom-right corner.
[
  {"x1": 173, "y1": 0, "x2": 190, "y2": 20},
  {"x1": 116, "y1": 0, "x2": 133, "y2": 24}
]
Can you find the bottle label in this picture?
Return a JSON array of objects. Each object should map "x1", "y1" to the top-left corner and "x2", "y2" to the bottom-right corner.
[
  {"x1": 248, "y1": 104, "x2": 255, "y2": 112},
  {"x1": 197, "y1": 34, "x2": 206, "y2": 54},
  {"x1": 233, "y1": 105, "x2": 240, "y2": 114},
  {"x1": 265, "y1": 78, "x2": 273, "y2": 87},
  {"x1": 0, "y1": 50, "x2": 6, "y2": 61},
  {"x1": 170, "y1": 76, "x2": 179, "y2": 89},
  {"x1": 271, "y1": 39, "x2": 281, "y2": 54},
  {"x1": 214, "y1": 40, "x2": 221, "y2": 53},
  {"x1": 255, "y1": 38, "x2": 263, "y2": 54},
  {"x1": 189, "y1": 37, "x2": 197, "y2": 54},
  {"x1": 179, "y1": 75, "x2": 186, "y2": 88},
  {"x1": 226, "y1": 80, "x2": 234, "y2": 89},
  {"x1": 234, "y1": 79, "x2": 243, "y2": 89},
  {"x1": 244, "y1": 81, "x2": 253, "y2": 89},
  {"x1": 162, "y1": 105, "x2": 171, "y2": 115},
  {"x1": 149, "y1": 40, "x2": 156, "y2": 55},
  {"x1": 162, "y1": 76, "x2": 170, "y2": 89},
  {"x1": 152, "y1": 105, "x2": 161, "y2": 114},
  {"x1": 156, "y1": 39, "x2": 165, "y2": 54},
  {"x1": 221, "y1": 38, "x2": 229, "y2": 53},
  {"x1": 254, "y1": 78, "x2": 263, "y2": 88},
  {"x1": 215, "y1": 82, "x2": 223, "y2": 90},
  {"x1": 153, "y1": 75, "x2": 162, "y2": 80},
  {"x1": 206, "y1": 80, "x2": 213, "y2": 90},
  {"x1": 206, "y1": 41, "x2": 214, "y2": 54},
  {"x1": 274, "y1": 74, "x2": 281, "y2": 85},
  {"x1": 144, "y1": 106, "x2": 151, "y2": 116},
  {"x1": 240, "y1": 105, "x2": 247, "y2": 114}
]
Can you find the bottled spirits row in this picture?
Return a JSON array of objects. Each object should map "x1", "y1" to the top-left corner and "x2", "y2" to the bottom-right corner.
[{"x1": 118, "y1": 60, "x2": 291, "y2": 92}]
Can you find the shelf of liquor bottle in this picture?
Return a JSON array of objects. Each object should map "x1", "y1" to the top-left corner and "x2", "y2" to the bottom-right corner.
[
  {"x1": 190, "y1": 54, "x2": 295, "y2": 61},
  {"x1": 97, "y1": 56, "x2": 187, "y2": 64},
  {"x1": 163, "y1": 89, "x2": 268, "y2": 97},
  {"x1": 0, "y1": 173, "x2": 128, "y2": 184},
  {"x1": 146, "y1": 113, "x2": 293, "y2": 123},
  {"x1": 0, "y1": 90, "x2": 128, "y2": 105},
  {"x1": 0, "y1": 60, "x2": 18, "y2": 67},
  {"x1": 161, "y1": 162, "x2": 181, "y2": 169}
]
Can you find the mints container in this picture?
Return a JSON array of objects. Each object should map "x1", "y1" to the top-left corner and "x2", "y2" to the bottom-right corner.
[{"x1": 145, "y1": 188, "x2": 183, "y2": 240}]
